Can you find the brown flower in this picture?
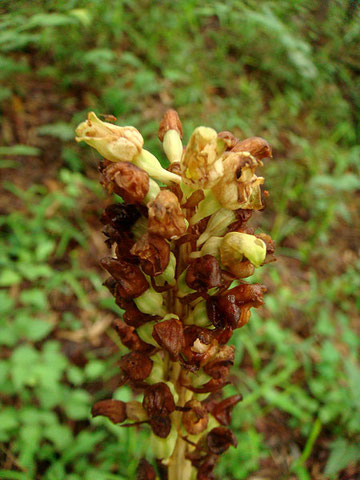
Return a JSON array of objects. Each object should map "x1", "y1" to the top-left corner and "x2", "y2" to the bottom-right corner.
[
  {"x1": 131, "y1": 233, "x2": 170, "y2": 276},
  {"x1": 205, "y1": 394, "x2": 242, "y2": 426},
  {"x1": 231, "y1": 136, "x2": 272, "y2": 160},
  {"x1": 142, "y1": 382, "x2": 176, "y2": 417},
  {"x1": 152, "y1": 317, "x2": 185, "y2": 360},
  {"x1": 101, "y1": 203, "x2": 141, "y2": 231},
  {"x1": 120, "y1": 352, "x2": 153, "y2": 381},
  {"x1": 206, "y1": 427, "x2": 237, "y2": 455},
  {"x1": 101, "y1": 161, "x2": 149, "y2": 204},
  {"x1": 148, "y1": 190, "x2": 187, "y2": 239},
  {"x1": 185, "y1": 255, "x2": 223, "y2": 291},
  {"x1": 100, "y1": 257, "x2": 149, "y2": 299},
  {"x1": 136, "y1": 458, "x2": 156, "y2": 480},
  {"x1": 182, "y1": 400, "x2": 209, "y2": 435},
  {"x1": 91, "y1": 399, "x2": 127, "y2": 424},
  {"x1": 113, "y1": 319, "x2": 154, "y2": 353}
]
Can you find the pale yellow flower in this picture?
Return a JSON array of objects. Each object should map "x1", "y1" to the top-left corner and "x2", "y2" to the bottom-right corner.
[{"x1": 75, "y1": 112, "x2": 143, "y2": 162}]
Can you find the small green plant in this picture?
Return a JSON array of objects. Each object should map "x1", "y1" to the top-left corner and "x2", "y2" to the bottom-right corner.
[{"x1": 75, "y1": 110, "x2": 274, "y2": 479}]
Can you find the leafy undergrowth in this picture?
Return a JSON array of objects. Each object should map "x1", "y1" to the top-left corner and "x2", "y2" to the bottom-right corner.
[{"x1": 0, "y1": 1, "x2": 359, "y2": 479}]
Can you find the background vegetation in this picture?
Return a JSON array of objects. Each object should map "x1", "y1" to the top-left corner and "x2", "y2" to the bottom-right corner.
[{"x1": 0, "y1": 0, "x2": 359, "y2": 479}]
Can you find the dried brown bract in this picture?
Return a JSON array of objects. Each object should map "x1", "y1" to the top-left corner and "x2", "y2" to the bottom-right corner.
[
  {"x1": 120, "y1": 352, "x2": 153, "y2": 381},
  {"x1": 186, "y1": 255, "x2": 223, "y2": 291},
  {"x1": 153, "y1": 317, "x2": 185, "y2": 360}
]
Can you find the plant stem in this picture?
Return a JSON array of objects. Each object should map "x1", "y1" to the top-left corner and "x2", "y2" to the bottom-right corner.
[{"x1": 167, "y1": 233, "x2": 194, "y2": 480}]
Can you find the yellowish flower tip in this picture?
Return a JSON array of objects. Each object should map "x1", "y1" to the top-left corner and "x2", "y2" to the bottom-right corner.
[
  {"x1": 221, "y1": 232, "x2": 266, "y2": 268},
  {"x1": 75, "y1": 111, "x2": 143, "y2": 162},
  {"x1": 181, "y1": 126, "x2": 224, "y2": 189}
]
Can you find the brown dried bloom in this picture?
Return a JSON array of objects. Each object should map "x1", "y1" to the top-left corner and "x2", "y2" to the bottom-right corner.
[
  {"x1": 77, "y1": 109, "x2": 274, "y2": 480},
  {"x1": 91, "y1": 399, "x2": 127, "y2": 424},
  {"x1": 131, "y1": 233, "x2": 170, "y2": 276},
  {"x1": 148, "y1": 190, "x2": 187, "y2": 239},
  {"x1": 101, "y1": 161, "x2": 149, "y2": 204}
]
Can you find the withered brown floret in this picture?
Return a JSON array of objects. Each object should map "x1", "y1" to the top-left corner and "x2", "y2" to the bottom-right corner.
[
  {"x1": 206, "y1": 427, "x2": 237, "y2": 455},
  {"x1": 205, "y1": 394, "x2": 242, "y2": 426},
  {"x1": 152, "y1": 317, "x2": 185, "y2": 360},
  {"x1": 148, "y1": 190, "x2": 187, "y2": 239},
  {"x1": 113, "y1": 319, "x2": 154, "y2": 353},
  {"x1": 136, "y1": 458, "x2": 156, "y2": 480},
  {"x1": 131, "y1": 233, "x2": 170, "y2": 276},
  {"x1": 101, "y1": 203, "x2": 141, "y2": 230},
  {"x1": 120, "y1": 352, "x2": 153, "y2": 381},
  {"x1": 158, "y1": 109, "x2": 183, "y2": 142},
  {"x1": 101, "y1": 161, "x2": 149, "y2": 204},
  {"x1": 142, "y1": 382, "x2": 176, "y2": 417},
  {"x1": 149, "y1": 415, "x2": 171, "y2": 438},
  {"x1": 217, "y1": 131, "x2": 239, "y2": 150},
  {"x1": 206, "y1": 283, "x2": 266, "y2": 329},
  {"x1": 100, "y1": 257, "x2": 149, "y2": 299},
  {"x1": 231, "y1": 136, "x2": 272, "y2": 160},
  {"x1": 91, "y1": 399, "x2": 127, "y2": 424},
  {"x1": 182, "y1": 400, "x2": 209, "y2": 435},
  {"x1": 186, "y1": 255, "x2": 223, "y2": 291}
]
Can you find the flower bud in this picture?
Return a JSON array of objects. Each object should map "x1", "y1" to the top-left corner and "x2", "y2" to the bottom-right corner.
[
  {"x1": 182, "y1": 400, "x2": 209, "y2": 435},
  {"x1": 221, "y1": 232, "x2": 266, "y2": 268},
  {"x1": 146, "y1": 352, "x2": 165, "y2": 384},
  {"x1": 197, "y1": 208, "x2": 236, "y2": 247},
  {"x1": 75, "y1": 112, "x2": 143, "y2": 162},
  {"x1": 131, "y1": 216, "x2": 148, "y2": 241},
  {"x1": 148, "y1": 190, "x2": 187, "y2": 239},
  {"x1": 137, "y1": 321, "x2": 159, "y2": 347},
  {"x1": 163, "y1": 130, "x2": 184, "y2": 164},
  {"x1": 212, "y1": 151, "x2": 264, "y2": 210},
  {"x1": 133, "y1": 149, "x2": 181, "y2": 185},
  {"x1": 91, "y1": 399, "x2": 127, "y2": 424},
  {"x1": 134, "y1": 288, "x2": 166, "y2": 316},
  {"x1": 181, "y1": 127, "x2": 224, "y2": 189}
]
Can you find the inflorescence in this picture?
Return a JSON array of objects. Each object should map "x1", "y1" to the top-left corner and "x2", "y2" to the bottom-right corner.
[{"x1": 75, "y1": 110, "x2": 275, "y2": 480}]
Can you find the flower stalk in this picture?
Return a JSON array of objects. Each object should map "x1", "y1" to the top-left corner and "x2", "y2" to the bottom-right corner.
[{"x1": 76, "y1": 110, "x2": 274, "y2": 480}]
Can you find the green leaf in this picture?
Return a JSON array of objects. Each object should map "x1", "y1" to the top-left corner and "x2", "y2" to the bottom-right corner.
[
  {"x1": 20, "y1": 13, "x2": 78, "y2": 30},
  {"x1": 37, "y1": 123, "x2": 75, "y2": 141},
  {"x1": 0, "y1": 269, "x2": 21, "y2": 286},
  {"x1": 20, "y1": 289, "x2": 48, "y2": 310},
  {"x1": 44, "y1": 424, "x2": 73, "y2": 451},
  {"x1": 324, "y1": 438, "x2": 360, "y2": 477},
  {"x1": 0, "y1": 145, "x2": 40, "y2": 156}
]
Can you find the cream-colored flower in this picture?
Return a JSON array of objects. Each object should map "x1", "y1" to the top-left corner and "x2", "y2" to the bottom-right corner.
[
  {"x1": 75, "y1": 112, "x2": 143, "y2": 162},
  {"x1": 181, "y1": 126, "x2": 225, "y2": 188},
  {"x1": 212, "y1": 151, "x2": 264, "y2": 210},
  {"x1": 220, "y1": 232, "x2": 266, "y2": 268}
]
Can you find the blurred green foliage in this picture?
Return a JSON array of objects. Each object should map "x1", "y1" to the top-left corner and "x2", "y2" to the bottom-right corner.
[{"x1": 0, "y1": 0, "x2": 359, "y2": 479}]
